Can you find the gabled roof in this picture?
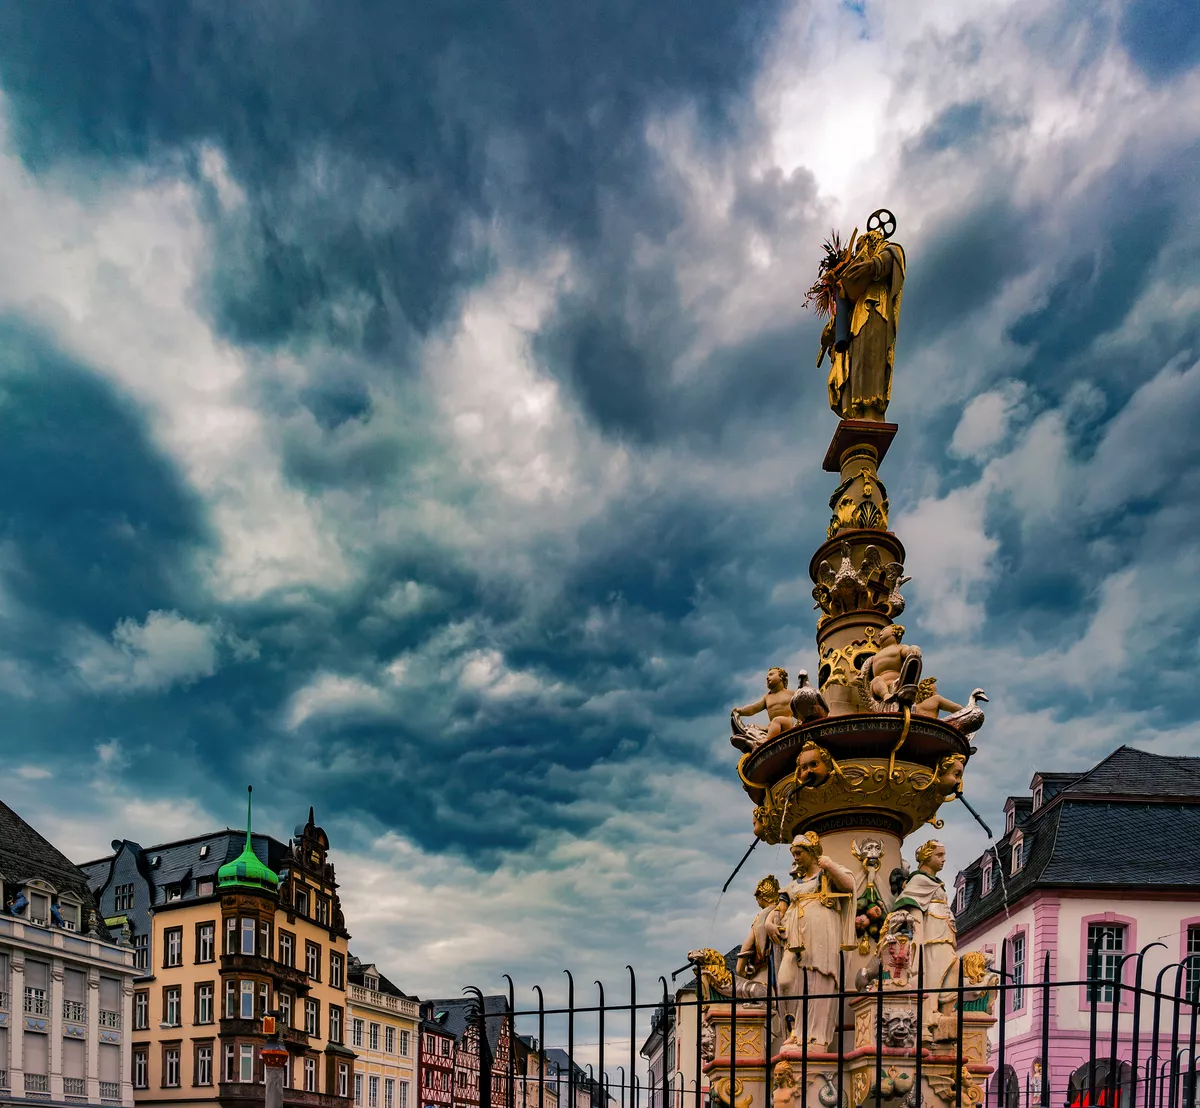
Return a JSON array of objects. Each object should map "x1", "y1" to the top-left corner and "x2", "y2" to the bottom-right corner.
[
  {"x1": 81, "y1": 831, "x2": 288, "y2": 909},
  {"x1": 424, "y1": 995, "x2": 510, "y2": 1053},
  {"x1": 956, "y1": 746, "x2": 1200, "y2": 936},
  {"x1": 0, "y1": 799, "x2": 112, "y2": 941}
]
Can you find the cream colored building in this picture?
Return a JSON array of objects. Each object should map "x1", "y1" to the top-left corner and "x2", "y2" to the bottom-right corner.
[
  {"x1": 0, "y1": 799, "x2": 138, "y2": 1108},
  {"x1": 346, "y1": 962, "x2": 417, "y2": 1108},
  {"x1": 81, "y1": 801, "x2": 355, "y2": 1108}
]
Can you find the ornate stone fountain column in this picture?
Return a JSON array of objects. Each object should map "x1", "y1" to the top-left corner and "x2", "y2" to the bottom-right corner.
[{"x1": 714, "y1": 210, "x2": 994, "y2": 1108}]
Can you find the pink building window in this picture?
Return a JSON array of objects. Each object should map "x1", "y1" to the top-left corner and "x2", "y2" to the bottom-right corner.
[{"x1": 1078, "y1": 910, "x2": 1137, "y2": 1010}]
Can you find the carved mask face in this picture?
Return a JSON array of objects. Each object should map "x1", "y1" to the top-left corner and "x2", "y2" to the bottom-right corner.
[{"x1": 796, "y1": 749, "x2": 831, "y2": 789}]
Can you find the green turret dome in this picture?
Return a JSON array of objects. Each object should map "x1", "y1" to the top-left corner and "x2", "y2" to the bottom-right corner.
[{"x1": 217, "y1": 787, "x2": 279, "y2": 892}]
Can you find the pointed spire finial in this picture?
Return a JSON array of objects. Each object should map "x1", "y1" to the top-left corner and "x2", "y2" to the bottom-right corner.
[
  {"x1": 246, "y1": 786, "x2": 253, "y2": 849},
  {"x1": 308, "y1": 805, "x2": 315, "y2": 826}
]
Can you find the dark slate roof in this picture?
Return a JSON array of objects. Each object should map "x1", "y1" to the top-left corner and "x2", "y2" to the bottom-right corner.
[
  {"x1": 956, "y1": 746, "x2": 1200, "y2": 936},
  {"x1": 1033, "y1": 772, "x2": 1083, "y2": 801},
  {"x1": 0, "y1": 799, "x2": 113, "y2": 941},
  {"x1": 1059, "y1": 747, "x2": 1200, "y2": 798},
  {"x1": 424, "y1": 995, "x2": 510, "y2": 1053},
  {"x1": 80, "y1": 830, "x2": 288, "y2": 908}
]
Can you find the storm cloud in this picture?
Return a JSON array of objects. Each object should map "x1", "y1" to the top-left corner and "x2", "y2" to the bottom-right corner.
[{"x1": 0, "y1": 0, "x2": 1199, "y2": 997}]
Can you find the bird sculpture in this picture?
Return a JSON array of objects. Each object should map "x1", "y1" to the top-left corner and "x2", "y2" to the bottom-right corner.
[
  {"x1": 829, "y1": 540, "x2": 862, "y2": 614},
  {"x1": 944, "y1": 689, "x2": 988, "y2": 735},
  {"x1": 882, "y1": 562, "x2": 911, "y2": 617},
  {"x1": 789, "y1": 670, "x2": 830, "y2": 723}
]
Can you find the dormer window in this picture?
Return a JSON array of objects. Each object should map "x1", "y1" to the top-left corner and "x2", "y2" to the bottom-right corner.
[
  {"x1": 294, "y1": 887, "x2": 309, "y2": 917},
  {"x1": 1032, "y1": 783, "x2": 1043, "y2": 811},
  {"x1": 982, "y1": 856, "x2": 994, "y2": 894},
  {"x1": 57, "y1": 898, "x2": 81, "y2": 931},
  {"x1": 1005, "y1": 808, "x2": 1015, "y2": 834},
  {"x1": 365, "y1": 976, "x2": 378, "y2": 992},
  {"x1": 1011, "y1": 832, "x2": 1026, "y2": 875},
  {"x1": 166, "y1": 885, "x2": 182, "y2": 902},
  {"x1": 955, "y1": 878, "x2": 966, "y2": 914},
  {"x1": 27, "y1": 883, "x2": 52, "y2": 926}
]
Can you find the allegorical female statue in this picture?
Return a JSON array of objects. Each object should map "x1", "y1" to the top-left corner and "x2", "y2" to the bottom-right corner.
[
  {"x1": 809, "y1": 213, "x2": 906, "y2": 423},
  {"x1": 770, "y1": 831, "x2": 856, "y2": 1051},
  {"x1": 893, "y1": 839, "x2": 957, "y2": 1027}
]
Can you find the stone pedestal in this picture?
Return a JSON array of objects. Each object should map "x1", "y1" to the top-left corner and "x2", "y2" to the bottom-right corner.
[{"x1": 704, "y1": 1005, "x2": 768, "y2": 1108}]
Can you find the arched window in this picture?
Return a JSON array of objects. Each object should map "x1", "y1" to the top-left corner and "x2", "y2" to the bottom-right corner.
[
  {"x1": 982, "y1": 855, "x2": 994, "y2": 894},
  {"x1": 1011, "y1": 832, "x2": 1026, "y2": 875}
]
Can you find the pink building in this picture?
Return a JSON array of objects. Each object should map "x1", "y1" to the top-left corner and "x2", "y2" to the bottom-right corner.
[{"x1": 954, "y1": 746, "x2": 1200, "y2": 1107}]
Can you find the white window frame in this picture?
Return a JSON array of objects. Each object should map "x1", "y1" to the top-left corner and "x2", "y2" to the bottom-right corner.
[
  {"x1": 133, "y1": 1049, "x2": 148, "y2": 1089},
  {"x1": 240, "y1": 1044, "x2": 255, "y2": 1083},
  {"x1": 164, "y1": 1047, "x2": 180, "y2": 1088},
  {"x1": 352, "y1": 1018, "x2": 364, "y2": 1047},
  {"x1": 241, "y1": 918, "x2": 256, "y2": 956},
  {"x1": 197, "y1": 1045, "x2": 213, "y2": 1086},
  {"x1": 1011, "y1": 932, "x2": 1026, "y2": 1012},
  {"x1": 165, "y1": 985, "x2": 181, "y2": 1027},
  {"x1": 240, "y1": 980, "x2": 255, "y2": 1020},
  {"x1": 198, "y1": 923, "x2": 215, "y2": 963},
  {"x1": 198, "y1": 983, "x2": 213, "y2": 1024},
  {"x1": 369, "y1": 1074, "x2": 380, "y2": 1108},
  {"x1": 1087, "y1": 923, "x2": 1127, "y2": 1004},
  {"x1": 304, "y1": 1058, "x2": 317, "y2": 1093}
]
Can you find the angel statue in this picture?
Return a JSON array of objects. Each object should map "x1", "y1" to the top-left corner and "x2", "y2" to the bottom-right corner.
[{"x1": 807, "y1": 209, "x2": 906, "y2": 423}]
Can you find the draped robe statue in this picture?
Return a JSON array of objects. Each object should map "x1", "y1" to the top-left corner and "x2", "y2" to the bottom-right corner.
[
  {"x1": 893, "y1": 841, "x2": 957, "y2": 1029},
  {"x1": 772, "y1": 834, "x2": 856, "y2": 1051},
  {"x1": 823, "y1": 230, "x2": 906, "y2": 422}
]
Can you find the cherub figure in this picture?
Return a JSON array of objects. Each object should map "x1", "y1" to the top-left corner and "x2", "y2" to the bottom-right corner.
[
  {"x1": 732, "y1": 668, "x2": 798, "y2": 748},
  {"x1": 772, "y1": 1063, "x2": 799, "y2": 1108},
  {"x1": 863, "y1": 624, "x2": 922, "y2": 704},
  {"x1": 913, "y1": 677, "x2": 962, "y2": 719}
]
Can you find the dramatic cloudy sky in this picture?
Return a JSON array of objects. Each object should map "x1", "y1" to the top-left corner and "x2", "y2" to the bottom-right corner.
[{"x1": 1, "y1": 0, "x2": 1199, "y2": 1017}]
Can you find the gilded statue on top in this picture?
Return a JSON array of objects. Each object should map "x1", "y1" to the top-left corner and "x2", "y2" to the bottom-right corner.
[{"x1": 808, "y1": 210, "x2": 906, "y2": 423}]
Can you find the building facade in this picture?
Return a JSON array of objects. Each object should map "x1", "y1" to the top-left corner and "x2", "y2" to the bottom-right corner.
[
  {"x1": 954, "y1": 746, "x2": 1200, "y2": 1104},
  {"x1": 346, "y1": 961, "x2": 417, "y2": 1108},
  {"x1": 419, "y1": 999, "x2": 510, "y2": 1108},
  {"x1": 80, "y1": 799, "x2": 355, "y2": 1108},
  {"x1": 0, "y1": 798, "x2": 138, "y2": 1108},
  {"x1": 415, "y1": 1010, "x2": 453, "y2": 1108},
  {"x1": 509, "y1": 1039, "x2": 558, "y2": 1108}
]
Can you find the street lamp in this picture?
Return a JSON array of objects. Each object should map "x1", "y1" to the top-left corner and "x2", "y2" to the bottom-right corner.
[{"x1": 261, "y1": 1010, "x2": 289, "y2": 1108}]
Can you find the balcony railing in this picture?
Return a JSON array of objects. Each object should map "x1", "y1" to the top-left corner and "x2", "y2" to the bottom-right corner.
[
  {"x1": 100, "y1": 1081, "x2": 121, "y2": 1102},
  {"x1": 347, "y1": 984, "x2": 419, "y2": 1017},
  {"x1": 63, "y1": 1000, "x2": 87, "y2": 1023},
  {"x1": 99, "y1": 1009, "x2": 122, "y2": 1028},
  {"x1": 25, "y1": 1073, "x2": 49, "y2": 1094},
  {"x1": 0, "y1": 1069, "x2": 8, "y2": 1089},
  {"x1": 24, "y1": 988, "x2": 48, "y2": 1016},
  {"x1": 0, "y1": 990, "x2": 8, "y2": 1010},
  {"x1": 64, "y1": 1077, "x2": 87, "y2": 1096}
]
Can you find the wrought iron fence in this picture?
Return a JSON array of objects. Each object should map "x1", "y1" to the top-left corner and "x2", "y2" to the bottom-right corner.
[{"x1": 455, "y1": 940, "x2": 1200, "y2": 1108}]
